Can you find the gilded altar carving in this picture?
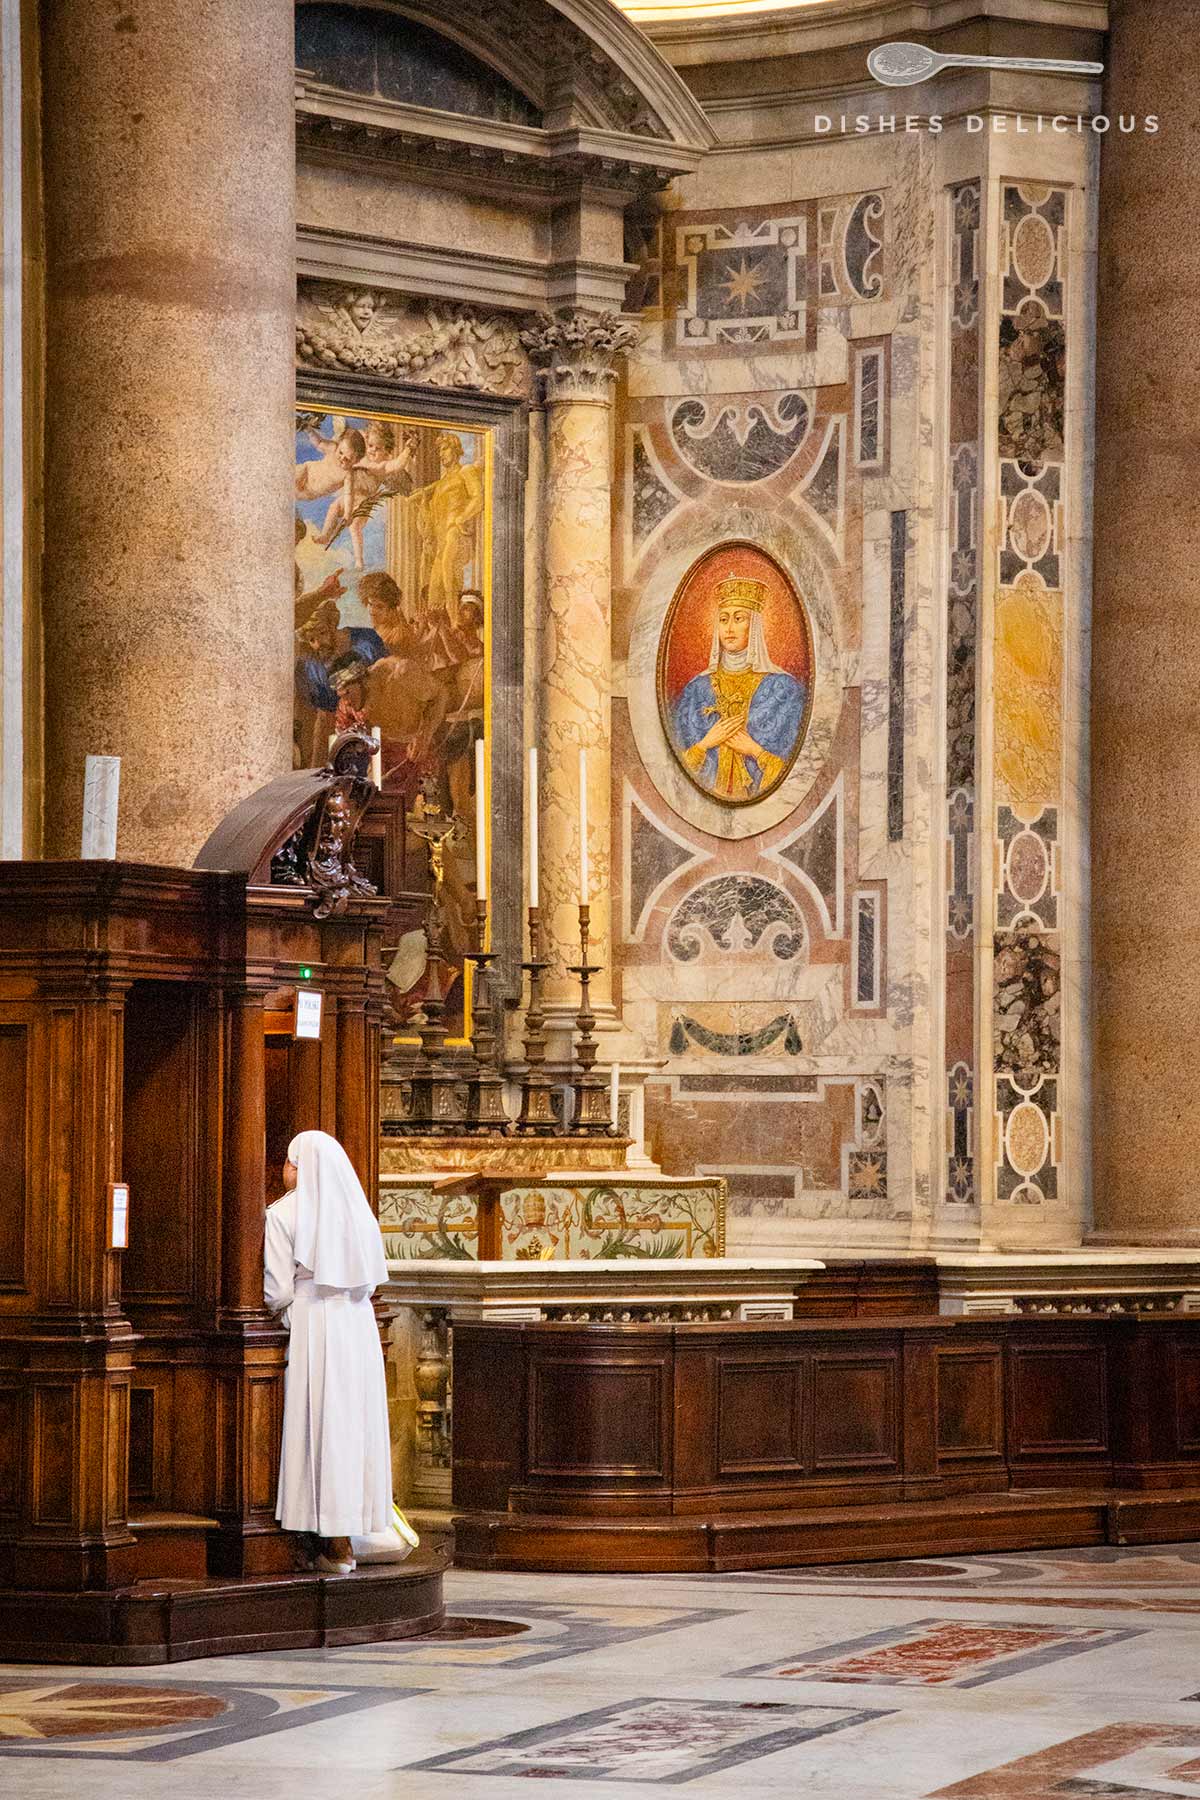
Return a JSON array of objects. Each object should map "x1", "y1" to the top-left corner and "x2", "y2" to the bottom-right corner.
[{"x1": 378, "y1": 1133, "x2": 631, "y2": 1175}]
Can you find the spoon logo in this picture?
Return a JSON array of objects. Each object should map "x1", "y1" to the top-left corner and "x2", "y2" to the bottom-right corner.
[{"x1": 868, "y1": 41, "x2": 1104, "y2": 86}]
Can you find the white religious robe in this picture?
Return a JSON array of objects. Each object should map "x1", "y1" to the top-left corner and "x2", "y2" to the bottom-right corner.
[{"x1": 264, "y1": 1189, "x2": 394, "y2": 1537}]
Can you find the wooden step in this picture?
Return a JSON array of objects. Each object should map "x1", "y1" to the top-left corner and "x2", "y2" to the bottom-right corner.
[
  {"x1": 454, "y1": 1487, "x2": 1200, "y2": 1574},
  {"x1": 127, "y1": 1513, "x2": 220, "y2": 1582},
  {"x1": 0, "y1": 1547, "x2": 448, "y2": 1665}
]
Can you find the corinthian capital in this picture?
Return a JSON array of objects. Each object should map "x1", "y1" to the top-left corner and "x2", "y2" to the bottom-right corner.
[{"x1": 520, "y1": 308, "x2": 640, "y2": 403}]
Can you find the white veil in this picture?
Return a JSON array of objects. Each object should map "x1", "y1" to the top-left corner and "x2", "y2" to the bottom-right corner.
[
  {"x1": 288, "y1": 1129, "x2": 388, "y2": 1292},
  {"x1": 706, "y1": 610, "x2": 783, "y2": 675}
]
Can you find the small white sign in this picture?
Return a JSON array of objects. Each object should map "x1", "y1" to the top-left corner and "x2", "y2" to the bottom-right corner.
[
  {"x1": 110, "y1": 1183, "x2": 130, "y2": 1251},
  {"x1": 295, "y1": 989, "x2": 323, "y2": 1040},
  {"x1": 82, "y1": 755, "x2": 120, "y2": 859}
]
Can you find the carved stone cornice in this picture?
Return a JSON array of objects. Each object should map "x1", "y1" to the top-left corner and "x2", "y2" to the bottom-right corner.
[
  {"x1": 295, "y1": 282, "x2": 532, "y2": 399},
  {"x1": 520, "y1": 308, "x2": 640, "y2": 404},
  {"x1": 294, "y1": 81, "x2": 698, "y2": 206}
]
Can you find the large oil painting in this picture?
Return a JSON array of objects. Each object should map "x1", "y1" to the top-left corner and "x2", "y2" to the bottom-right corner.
[
  {"x1": 294, "y1": 402, "x2": 493, "y2": 1034},
  {"x1": 657, "y1": 543, "x2": 814, "y2": 806}
]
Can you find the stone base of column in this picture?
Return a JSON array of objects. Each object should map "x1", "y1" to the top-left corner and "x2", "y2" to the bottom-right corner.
[{"x1": 1087, "y1": 1229, "x2": 1200, "y2": 1249}]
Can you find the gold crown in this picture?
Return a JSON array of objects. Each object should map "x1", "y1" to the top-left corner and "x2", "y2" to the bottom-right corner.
[{"x1": 715, "y1": 575, "x2": 768, "y2": 612}]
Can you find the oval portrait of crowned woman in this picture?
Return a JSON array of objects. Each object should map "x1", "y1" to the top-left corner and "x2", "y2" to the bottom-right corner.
[{"x1": 656, "y1": 543, "x2": 814, "y2": 807}]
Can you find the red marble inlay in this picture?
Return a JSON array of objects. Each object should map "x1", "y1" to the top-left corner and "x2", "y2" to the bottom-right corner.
[
  {"x1": 0, "y1": 1682, "x2": 228, "y2": 1742},
  {"x1": 932, "y1": 1723, "x2": 1200, "y2": 1798},
  {"x1": 777, "y1": 1621, "x2": 1097, "y2": 1686}
]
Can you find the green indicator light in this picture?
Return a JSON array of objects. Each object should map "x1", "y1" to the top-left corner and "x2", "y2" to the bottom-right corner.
[{"x1": 300, "y1": 966, "x2": 313, "y2": 980}]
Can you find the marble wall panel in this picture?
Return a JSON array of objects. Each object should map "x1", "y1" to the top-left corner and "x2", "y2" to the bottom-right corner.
[
  {"x1": 611, "y1": 145, "x2": 926, "y2": 1249},
  {"x1": 942, "y1": 178, "x2": 982, "y2": 1221},
  {"x1": 990, "y1": 183, "x2": 1069, "y2": 1217},
  {"x1": 661, "y1": 190, "x2": 887, "y2": 359},
  {"x1": 640, "y1": 1071, "x2": 896, "y2": 1233}
]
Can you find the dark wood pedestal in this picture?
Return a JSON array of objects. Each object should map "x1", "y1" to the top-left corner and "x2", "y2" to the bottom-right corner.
[
  {"x1": 451, "y1": 1314, "x2": 1200, "y2": 1572},
  {"x1": 0, "y1": 1549, "x2": 447, "y2": 1666}
]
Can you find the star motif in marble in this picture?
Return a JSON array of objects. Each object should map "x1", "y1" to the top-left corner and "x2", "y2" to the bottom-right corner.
[
  {"x1": 721, "y1": 255, "x2": 768, "y2": 312},
  {"x1": 849, "y1": 1154, "x2": 886, "y2": 1198},
  {"x1": 951, "y1": 546, "x2": 977, "y2": 592},
  {"x1": 949, "y1": 1157, "x2": 974, "y2": 1203},
  {"x1": 949, "y1": 893, "x2": 973, "y2": 935}
]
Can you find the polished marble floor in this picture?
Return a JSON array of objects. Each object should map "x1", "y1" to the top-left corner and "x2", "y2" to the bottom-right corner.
[{"x1": 8, "y1": 1543, "x2": 1200, "y2": 1796}]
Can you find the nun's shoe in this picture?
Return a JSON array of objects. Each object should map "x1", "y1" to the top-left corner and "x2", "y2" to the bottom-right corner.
[{"x1": 315, "y1": 1553, "x2": 356, "y2": 1575}]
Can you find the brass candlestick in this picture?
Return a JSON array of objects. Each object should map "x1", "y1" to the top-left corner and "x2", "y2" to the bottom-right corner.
[
  {"x1": 569, "y1": 901, "x2": 611, "y2": 1134},
  {"x1": 401, "y1": 938, "x2": 466, "y2": 1132},
  {"x1": 465, "y1": 897, "x2": 511, "y2": 1132},
  {"x1": 516, "y1": 905, "x2": 559, "y2": 1134},
  {"x1": 401, "y1": 786, "x2": 465, "y2": 1133}
]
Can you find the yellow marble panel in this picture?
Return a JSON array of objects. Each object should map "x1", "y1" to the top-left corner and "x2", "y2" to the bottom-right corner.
[{"x1": 993, "y1": 573, "x2": 1063, "y2": 811}]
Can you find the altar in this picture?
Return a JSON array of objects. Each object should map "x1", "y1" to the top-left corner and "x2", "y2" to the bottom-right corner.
[
  {"x1": 381, "y1": 1254, "x2": 821, "y2": 1516},
  {"x1": 451, "y1": 1310, "x2": 1200, "y2": 1574}
]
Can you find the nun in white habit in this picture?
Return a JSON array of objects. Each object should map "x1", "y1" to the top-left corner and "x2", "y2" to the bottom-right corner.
[{"x1": 264, "y1": 1129, "x2": 393, "y2": 1574}]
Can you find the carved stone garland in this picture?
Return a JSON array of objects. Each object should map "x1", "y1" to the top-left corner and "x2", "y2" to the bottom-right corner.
[{"x1": 295, "y1": 284, "x2": 531, "y2": 399}]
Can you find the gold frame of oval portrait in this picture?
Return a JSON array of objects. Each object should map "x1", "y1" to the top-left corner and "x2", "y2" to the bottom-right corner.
[{"x1": 655, "y1": 542, "x2": 815, "y2": 809}]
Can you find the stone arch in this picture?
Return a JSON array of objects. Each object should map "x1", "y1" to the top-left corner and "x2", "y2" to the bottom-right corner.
[{"x1": 295, "y1": 0, "x2": 715, "y2": 152}]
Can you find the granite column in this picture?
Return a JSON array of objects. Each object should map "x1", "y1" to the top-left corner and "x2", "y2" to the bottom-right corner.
[
  {"x1": 38, "y1": 0, "x2": 295, "y2": 863},
  {"x1": 1091, "y1": 0, "x2": 1200, "y2": 1241}
]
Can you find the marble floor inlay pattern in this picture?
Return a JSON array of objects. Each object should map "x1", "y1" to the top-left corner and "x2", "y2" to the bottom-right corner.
[
  {"x1": 6, "y1": 1544, "x2": 1200, "y2": 1797},
  {"x1": 408, "y1": 1696, "x2": 891, "y2": 1784},
  {"x1": 271, "y1": 1600, "x2": 734, "y2": 1672},
  {"x1": 735, "y1": 1618, "x2": 1141, "y2": 1687}
]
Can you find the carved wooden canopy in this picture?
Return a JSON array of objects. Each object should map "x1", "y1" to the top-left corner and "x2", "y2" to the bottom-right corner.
[{"x1": 194, "y1": 730, "x2": 379, "y2": 918}]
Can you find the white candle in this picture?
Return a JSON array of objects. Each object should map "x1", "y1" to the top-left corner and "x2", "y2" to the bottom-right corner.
[
  {"x1": 528, "y1": 745, "x2": 539, "y2": 907},
  {"x1": 474, "y1": 737, "x2": 487, "y2": 902},
  {"x1": 609, "y1": 1061, "x2": 620, "y2": 1128},
  {"x1": 371, "y1": 725, "x2": 383, "y2": 790},
  {"x1": 81, "y1": 755, "x2": 120, "y2": 859},
  {"x1": 578, "y1": 747, "x2": 589, "y2": 901}
]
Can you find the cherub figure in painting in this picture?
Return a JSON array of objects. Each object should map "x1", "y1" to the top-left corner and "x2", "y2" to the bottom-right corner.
[
  {"x1": 361, "y1": 418, "x2": 418, "y2": 490},
  {"x1": 300, "y1": 420, "x2": 419, "y2": 570},
  {"x1": 309, "y1": 427, "x2": 375, "y2": 569},
  {"x1": 294, "y1": 416, "x2": 349, "y2": 501},
  {"x1": 672, "y1": 574, "x2": 808, "y2": 802}
]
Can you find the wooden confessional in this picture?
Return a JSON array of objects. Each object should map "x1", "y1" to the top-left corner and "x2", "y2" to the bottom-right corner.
[{"x1": 0, "y1": 736, "x2": 443, "y2": 1661}]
